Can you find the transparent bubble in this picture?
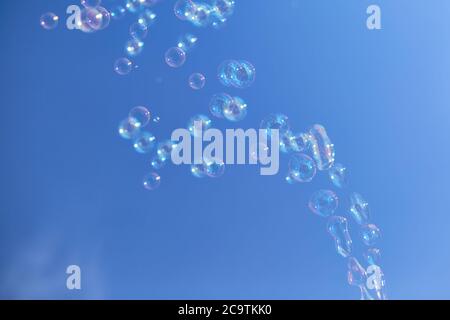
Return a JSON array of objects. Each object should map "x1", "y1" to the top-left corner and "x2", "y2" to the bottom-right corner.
[
  {"x1": 133, "y1": 131, "x2": 156, "y2": 154},
  {"x1": 285, "y1": 171, "x2": 300, "y2": 185},
  {"x1": 204, "y1": 158, "x2": 225, "y2": 178},
  {"x1": 347, "y1": 257, "x2": 367, "y2": 287},
  {"x1": 153, "y1": 116, "x2": 161, "y2": 123},
  {"x1": 138, "y1": 10, "x2": 157, "y2": 26},
  {"x1": 308, "y1": 190, "x2": 339, "y2": 218},
  {"x1": 81, "y1": 0, "x2": 101, "y2": 8},
  {"x1": 191, "y1": 163, "x2": 207, "y2": 178},
  {"x1": 280, "y1": 130, "x2": 295, "y2": 153},
  {"x1": 188, "y1": 114, "x2": 212, "y2": 137},
  {"x1": 327, "y1": 216, "x2": 352, "y2": 258},
  {"x1": 151, "y1": 155, "x2": 167, "y2": 170},
  {"x1": 363, "y1": 248, "x2": 381, "y2": 266},
  {"x1": 290, "y1": 132, "x2": 309, "y2": 152},
  {"x1": 177, "y1": 34, "x2": 198, "y2": 52},
  {"x1": 95, "y1": 7, "x2": 111, "y2": 30},
  {"x1": 212, "y1": 0, "x2": 235, "y2": 18},
  {"x1": 209, "y1": 93, "x2": 232, "y2": 119},
  {"x1": 40, "y1": 13, "x2": 59, "y2": 30},
  {"x1": 118, "y1": 118, "x2": 140, "y2": 139},
  {"x1": 223, "y1": 96, "x2": 247, "y2": 122},
  {"x1": 289, "y1": 153, "x2": 317, "y2": 183},
  {"x1": 111, "y1": 6, "x2": 126, "y2": 20},
  {"x1": 126, "y1": 39, "x2": 144, "y2": 56},
  {"x1": 260, "y1": 114, "x2": 290, "y2": 138},
  {"x1": 165, "y1": 47, "x2": 186, "y2": 68},
  {"x1": 130, "y1": 22, "x2": 148, "y2": 40},
  {"x1": 349, "y1": 192, "x2": 370, "y2": 225},
  {"x1": 309, "y1": 124, "x2": 335, "y2": 171},
  {"x1": 361, "y1": 224, "x2": 381, "y2": 246},
  {"x1": 190, "y1": 3, "x2": 213, "y2": 27},
  {"x1": 230, "y1": 60, "x2": 256, "y2": 88},
  {"x1": 210, "y1": 13, "x2": 227, "y2": 29},
  {"x1": 80, "y1": 7, "x2": 110, "y2": 32},
  {"x1": 157, "y1": 140, "x2": 176, "y2": 161},
  {"x1": 114, "y1": 57, "x2": 134, "y2": 75},
  {"x1": 329, "y1": 163, "x2": 347, "y2": 188},
  {"x1": 126, "y1": 0, "x2": 141, "y2": 13},
  {"x1": 217, "y1": 60, "x2": 240, "y2": 87},
  {"x1": 143, "y1": 172, "x2": 161, "y2": 190},
  {"x1": 129, "y1": 106, "x2": 151, "y2": 128},
  {"x1": 189, "y1": 73, "x2": 206, "y2": 90},
  {"x1": 174, "y1": 0, "x2": 197, "y2": 21}
]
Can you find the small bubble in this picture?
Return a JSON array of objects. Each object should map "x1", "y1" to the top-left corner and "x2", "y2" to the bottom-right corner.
[
  {"x1": 133, "y1": 132, "x2": 156, "y2": 154},
  {"x1": 361, "y1": 224, "x2": 381, "y2": 246},
  {"x1": 223, "y1": 96, "x2": 247, "y2": 122},
  {"x1": 329, "y1": 163, "x2": 347, "y2": 188},
  {"x1": 288, "y1": 153, "x2": 316, "y2": 183},
  {"x1": 165, "y1": 47, "x2": 186, "y2": 68},
  {"x1": 189, "y1": 73, "x2": 206, "y2": 90},
  {"x1": 40, "y1": 13, "x2": 59, "y2": 30},
  {"x1": 130, "y1": 22, "x2": 148, "y2": 40},
  {"x1": 129, "y1": 106, "x2": 151, "y2": 128},
  {"x1": 126, "y1": 39, "x2": 144, "y2": 57},
  {"x1": 143, "y1": 172, "x2": 161, "y2": 190},
  {"x1": 308, "y1": 190, "x2": 339, "y2": 218},
  {"x1": 349, "y1": 192, "x2": 370, "y2": 225},
  {"x1": 209, "y1": 93, "x2": 232, "y2": 119},
  {"x1": 114, "y1": 58, "x2": 134, "y2": 75},
  {"x1": 118, "y1": 118, "x2": 140, "y2": 139}
]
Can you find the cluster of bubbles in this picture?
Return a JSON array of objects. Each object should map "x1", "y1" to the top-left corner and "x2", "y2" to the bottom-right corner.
[
  {"x1": 265, "y1": 114, "x2": 386, "y2": 299},
  {"x1": 209, "y1": 93, "x2": 247, "y2": 122},
  {"x1": 174, "y1": 0, "x2": 235, "y2": 29},
  {"x1": 218, "y1": 60, "x2": 256, "y2": 89}
]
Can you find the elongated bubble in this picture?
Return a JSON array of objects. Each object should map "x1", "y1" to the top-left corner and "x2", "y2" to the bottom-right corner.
[
  {"x1": 308, "y1": 124, "x2": 335, "y2": 171},
  {"x1": 327, "y1": 216, "x2": 352, "y2": 258}
]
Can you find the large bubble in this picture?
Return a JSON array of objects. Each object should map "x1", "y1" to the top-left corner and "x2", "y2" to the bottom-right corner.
[{"x1": 288, "y1": 153, "x2": 317, "y2": 183}]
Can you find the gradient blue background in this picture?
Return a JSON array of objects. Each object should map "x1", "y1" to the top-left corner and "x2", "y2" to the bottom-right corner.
[{"x1": 1, "y1": 0, "x2": 449, "y2": 299}]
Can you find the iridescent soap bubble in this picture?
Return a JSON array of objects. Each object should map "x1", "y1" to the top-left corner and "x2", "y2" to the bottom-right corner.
[
  {"x1": 230, "y1": 60, "x2": 256, "y2": 88},
  {"x1": 349, "y1": 192, "x2": 370, "y2": 225},
  {"x1": 40, "y1": 13, "x2": 59, "y2": 30},
  {"x1": 129, "y1": 106, "x2": 151, "y2": 128},
  {"x1": 363, "y1": 248, "x2": 381, "y2": 266},
  {"x1": 143, "y1": 172, "x2": 161, "y2": 190},
  {"x1": 223, "y1": 96, "x2": 247, "y2": 122},
  {"x1": 133, "y1": 131, "x2": 156, "y2": 154},
  {"x1": 188, "y1": 114, "x2": 212, "y2": 137},
  {"x1": 329, "y1": 163, "x2": 347, "y2": 188},
  {"x1": 157, "y1": 140, "x2": 176, "y2": 161},
  {"x1": 217, "y1": 60, "x2": 240, "y2": 87},
  {"x1": 347, "y1": 257, "x2": 367, "y2": 287},
  {"x1": 189, "y1": 73, "x2": 206, "y2": 90},
  {"x1": 177, "y1": 33, "x2": 198, "y2": 52},
  {"x1": 190, "y1": 3, "x2": 213, "y2": 27},
  {"x1": 174, "y1": 0, "x2": 197, "y2": 21},
  {"x1": 308, "y1": 190, "x2": 338, "y2": 218},
  {"x1": 130, "y1": 22, "x2": 148, "y2": 40},
  {"x1": 288, "y1": 153, "x2": 317, "y2": 183},
  {"x1": 309, "y1": 124, "x2": 335, "y2": 171},
  {"x1": 138, "y1": 10, "x2": 157, "y2": 26},
  {"x1": 80, "y1": 7, "x2": 110, "y2": 32},
  {"x1": 165, "y1": 47, "x2": 186, "y2": 68},
  {"x1": 114, "y1": 57, "x2": 134, "y2": 75},
  {"x1": 81, "y1": 0, "x2": 101, "y2": 8},
  {"x1": 111, "y1": 6, "x2": 126, "y2": 20},
  {"x1": 191, "y1": 163, "x2": 207, "y2": 178},
  {"x1": 204, "y1": 158, "x2": 225, "y2": 178},
  {"x1": 327, "y1": 216, "x2": 352, "y2": 258},
  {"x1": 212, "y1": 0, "x2": 235, "y2": 18},
  {"x1": 361, "y1": 224, "x2": 381, "y2": 246},
  {"x1": 118, "y1": 118, "x2": 140, "y2": 139},
  {"x1": 209, "y1": 93, "x2": 232, "y2": 118},
  {"x1": 260, "y1": 114, "x2": 290, "y2": 138},
  {"x1": 126, "y1": 39, "x2": 144, "y2": 56},
  {"x1": 290, "y1": 132, "x2": 309, "y2": 152},
  {"x1": 151, "y1": 155, "x2": 167, "y2": 170}
]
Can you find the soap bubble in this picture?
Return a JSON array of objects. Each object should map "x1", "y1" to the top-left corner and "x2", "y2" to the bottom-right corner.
[
  {"x1": 188, "y1": 114, "x2": 212, "y2": 137},
  {"x1": 111, "y1": 6, "x2": 126, "y2": 20},
  {"x1": 138, "y1": 10, "x2": 157, "y2": 26},
  {"x1": 190, "y1": 3, "x2": 213, "y2": 27},
  {"x1": 157, "y1": 140, "x2": 176, "y2": 161},
  {"x1": 126, "y1": 0, "x2": 141, "y2": 13},
  {"x1": 191, "y1": 163, "x2": 207, "y2": 178},
  {"x1": 260, "y1": 114, "x2": 290, "y2": 138},
  {"x1": 143, "y1": 172, "x2": 161, "y2": 190},
  {"x1": 279, "y1": 131, "x2": 296, "y2": 153},
  {"x1": 174, "y1": 0, "x2": 197, "y2": 21},
  {"x1": 204, "y1": 158, "x2": 225, "y2": 178},
  {"x1": 114, "y1": 58, "x2": 134, "y2": 75},
  {"x1": 212, "y1": 0, "x2": 235, "y2": 18},
  {"x1": 126, "y1": 39, "x2": 144, "y2": 56},
  {"x1": 189, "y1": 73, "x2": 206, "y2": 90},
  {"x1": 81, "y1": 0, "x2": 101, "y2": 8},
  {"x1": 363, "y1": 248, "x2": 381, "y2": 266},
  {"x1": 349, "y1": 192, "x2": 370, "y2": 225},
  {"x1": 308, "y1": 190, "x2": 339, "y2": 218},
  {"x1": 361, "y1": 224, "x2": 381, "y2": 246},
  {"x1": 40, "y1": 13, "x2": 59, "y2": 30},
  {"x1": 230, "y1": 60, "x2": 256, "y2": 88},
  {"x1": 133, "y1": 132, "x2": 156, "y2": 154},
  {"x1": 347, "y1": 257, "x2": 367, "y2": 287},
  {"x1": 129, "y1": 106, "x2": 151, "y2": 128},
  {"x1": 130, "y1": 22, "x2": 148, "y2": 40},
  {"x1": 209, "y1": 93, "x2": 232, "y2": 118},
  {"x1": 329, "y1": 163, "x2": 347, "y2": 188},
  {"x1": 118, "y1": 118, "x2": 140, "y2": 139},
  {"x1": 165, "y1": 47, "x2": 186, "y2": 68},
  {"x1": 290, "y1": 132, "x2": 309, "y2": 152},
  {"x1": 177, "y1": 34, "x2": 198, "y2": 52},
  {"x1": 309, "y1": 124, "x2": 335, "y2": 171},
  {"x1": 327, "y1": 216, "x2": 352, "y2": 258},
  {"x1": 151, "y1": 155, "x2": 167, "y2": 170},
  {"x1": 223, "y1": 96, "x2": 247, "y2": 122},
  {"x1": 288, "y1": 154, "x2": 317, "y2": 183},
  {"x1": 80, "y1": 7, "x2": 110, "y2": 32},
  {"x1": 218, "y1": 60, "x2": 239, "y2": 87},
  {"x1": 285, "y1": 171, "x2": 300, "y2": 185}
]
